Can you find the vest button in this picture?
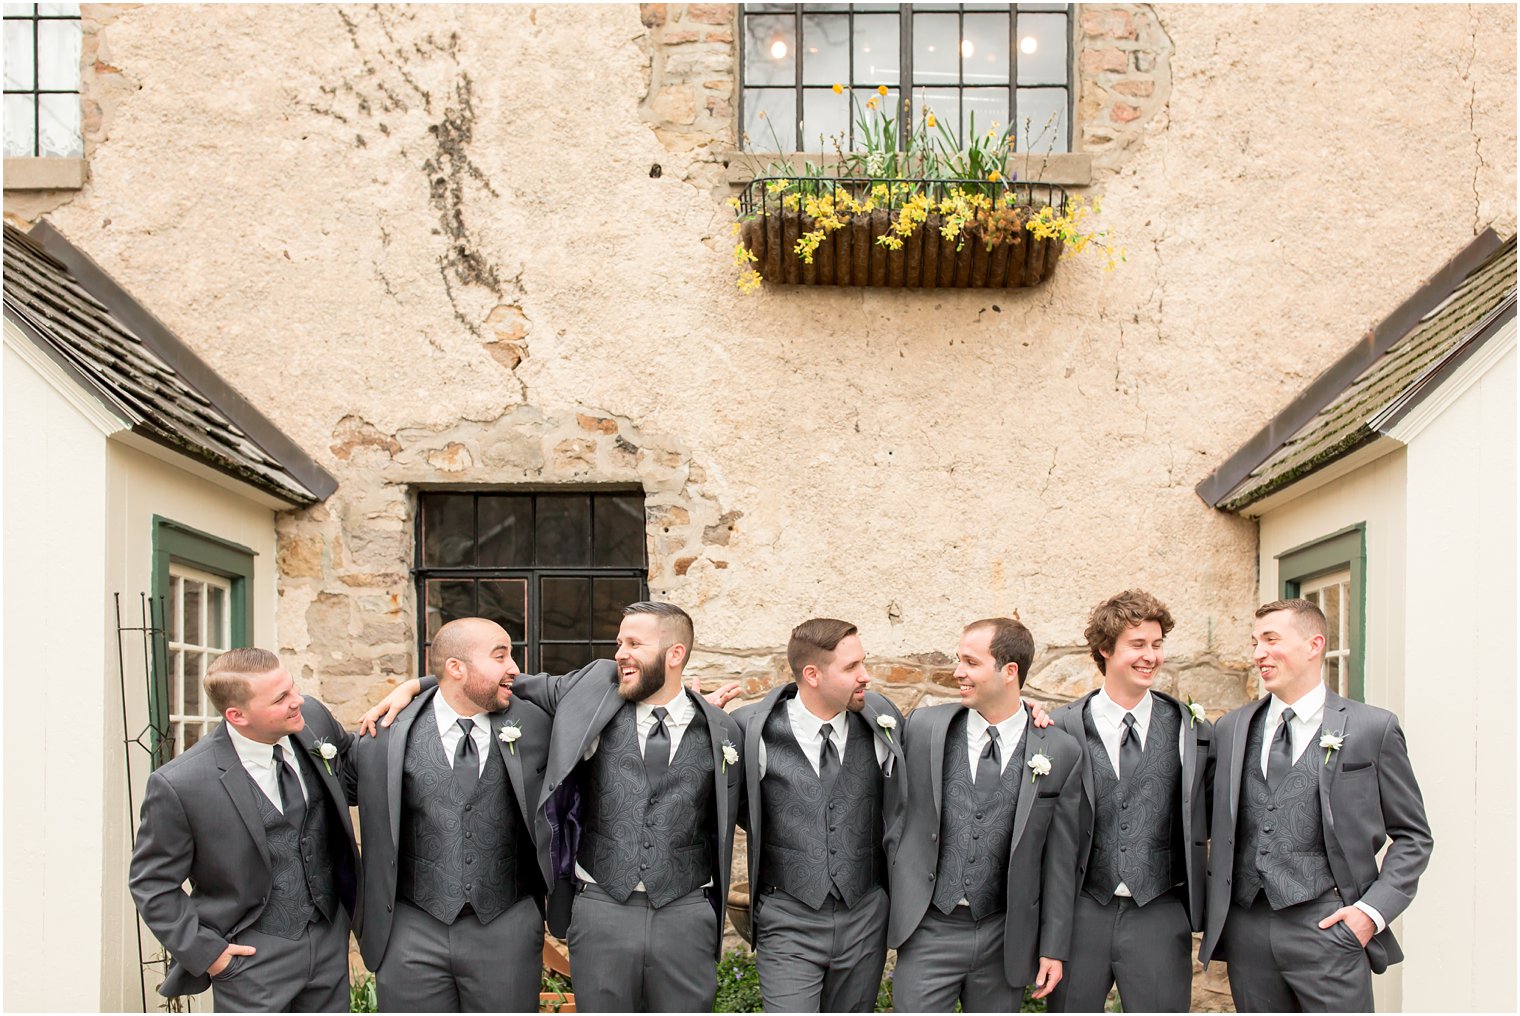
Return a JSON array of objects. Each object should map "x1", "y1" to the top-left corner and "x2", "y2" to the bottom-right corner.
[
  {"x1": 972, "y1": 833, "x2": 980, "y2": 840},
  {"x1": 1120, "y1": 824, "x2": 1129, "y2": 832},
  {"x1": 640, "y1": 862, "x2": 649, "y2": 870},
  {"x1": 1267, "y1": 805, "x2": 1276, "y2": 812},
  {"x1": 975, "y1": 812, "x2": 984, "y2": 820},
  {"x1": 1122, "y1": 803, "x2": 1129, "y2": 810},
  {"x1": 1259, "y1": 848, "x2": 1270, "y2": 856},
  {"x1": 465, "y1": 805, "x2": 473, "y2": 812},
  {"x1": 466, "y1": 855, "x2": 475, "y2": 864},
  {"x1": 830, "y1": 848, "x2": 837, "y2": 855},
  {"x1": 829, "y1": 826, "x2": 837, "y2": 833},
  {"x1": 643, "y1": 842, "x2": 652, "y2": 849},
  {"x1": 1120, "y1": 847, "x2": 1127, "y2": 853},
  {"x1": 465, "y1": 831, "x2": 473, "y2": 839},
  {"x1": 1263, "y1": 826, "x2": 1273, "y2": 834},
  {"x1": 464, "y1": 884, "x2": 473, "y2": 892}
]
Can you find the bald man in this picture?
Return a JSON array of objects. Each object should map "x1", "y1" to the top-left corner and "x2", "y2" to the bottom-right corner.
[{"x1": 347, "y1": 618, "x2": 553, "y2": 1012}]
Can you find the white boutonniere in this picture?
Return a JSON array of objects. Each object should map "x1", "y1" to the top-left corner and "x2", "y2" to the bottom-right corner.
[
  {"x1": 1028, "y1": 752, "x2": 1052, "y2": 784},
  {"x1": 499, "y1": 721, "x2": 523, "y2": 755},
  {"x1": 309, "y1": 738, "x2": 337, "y2": 776},
  {"x1": 1185, "y1": 695, "x2": 1206, "y2": 728},
  {"x1": 722, "y1": 740, "x2": 739, "y2": 772},
  {"x1": 1319, "y1": 731, "x2": 1344, "y2": 766},
  {"x1": 876, "y1": 714, "x2": 897, "y2": 742}
]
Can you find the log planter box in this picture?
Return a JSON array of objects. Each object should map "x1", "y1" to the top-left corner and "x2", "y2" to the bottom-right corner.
[{"x1": 735, "y1": 177, "x2": 1068, "y2": 290}]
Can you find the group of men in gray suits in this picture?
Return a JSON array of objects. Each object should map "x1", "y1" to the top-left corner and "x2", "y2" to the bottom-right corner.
[{"x1": 130, "y1": 591, "x2": 1432, "y2": 1013}]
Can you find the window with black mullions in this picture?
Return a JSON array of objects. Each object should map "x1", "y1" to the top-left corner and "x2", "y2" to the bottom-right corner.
[
  {"x1": 2, "y1": 3, "x2": 82, "y2": 158},
  {"x1": 416, "y1": 491, "x2": 648, "y2": 676},
  {"x1": 740, "y1": 3, "x2": 1071, "y2": 154}
]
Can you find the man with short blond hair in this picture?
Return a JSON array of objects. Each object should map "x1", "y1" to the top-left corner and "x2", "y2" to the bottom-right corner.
[
  {"x1": 1199, "y1": 598, "x2": 1433, "y2": 1011},
  {"x1": 130, "y1": 649, "x2": 358, "y2": 1012}
]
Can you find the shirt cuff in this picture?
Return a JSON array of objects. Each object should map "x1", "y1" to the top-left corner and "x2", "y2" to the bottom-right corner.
[{"x1": 1353, "y1": 900, "x2": 1386, "y2": 933}]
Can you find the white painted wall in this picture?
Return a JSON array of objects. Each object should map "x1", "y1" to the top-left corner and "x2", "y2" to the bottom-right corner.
[
  {"x1": 3, "y1": 338, "x2": 114, "y2": 1012},
  {"x1": 1396, "y1": 334, "x2": 1516, "y2": 1013}
]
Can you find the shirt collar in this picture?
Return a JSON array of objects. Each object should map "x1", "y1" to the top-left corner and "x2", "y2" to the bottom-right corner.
[
  {"x1": 433, "y1": 688, "x2": 488, "y2": 739},
  {"x1": 968, "y1": 703, "x2": 1027, "y2": 747},
  {"x1": 225, "y1": 722, "x2": 295, "y2": 768},
  {"x1": 638, "y1": 688, "x2": 695, "y2": 726},
  {"x1": 1092, "y1": 687, "x2": 1153, "y2": 730},
  {"x1": 787, "y1": 692, "x2": 843, "y2": 742},
  {"x1": 1269, "y1": 681, "x2": 1326, "y2": 728}
]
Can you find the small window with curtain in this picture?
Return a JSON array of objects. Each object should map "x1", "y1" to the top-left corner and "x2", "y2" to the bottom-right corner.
[
  {"x1": 2, "y1": 3, "x2": 82, "y2": 158},
  {"x1": 741, "y1": 3, "x2": 1071, "y2": 154},
  {"x1": 416, "y1": 491, "x2": 649, "y2": 675}
]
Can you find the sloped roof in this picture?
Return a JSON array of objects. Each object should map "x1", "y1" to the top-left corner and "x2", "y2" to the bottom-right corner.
[
  {"x1": 1198, "y1": 230, "x2": 1516, "y2": 513},
  {"x1": 3, "y1": 221, "x2": 335, "y2": 505}
]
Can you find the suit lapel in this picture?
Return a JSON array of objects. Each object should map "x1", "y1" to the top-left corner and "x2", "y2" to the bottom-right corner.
[
  {"x1": 1009, "y1": 705, "x2": 1042, "y2": 854},
  {"x1": 555, "y1": 674, "x2": 623, "y2": 788},
  {"x1": 1317, "y1": 690, "x2": 1350, "y2": 846},
  {"x1": 491, "y1": 707, "x2": 531, "y2": 829},
  {"x1": 929, "y1": 707, "x2": 954, "y2": 820},
  {"x1": 213, "y1": 724, "x2": 272, "y2": 872},
  {"x1": 1161, "y1": 691, "x2": 1198, "y2": 849},
  {"x1": 747, "y1": 686, "x2": 790, "y2": 865},
  {"x1": 1229, "y1": 696, "x2": 1271, "y2": 824},
  {"x1": 387, "y1": 689, "x2": 432, "y2": 853},
  {"x1": 862, "y1": 696, "x2": 904, "y2": 774},
  {"x1": 693, "y1": 692, "x2": 731, "y2": 856},
  {"x1": 290, "y1": 724, "x2": 345, "y2": 822},
  {"x1": 1067, "y1": 691, "x2": 1097, "y2": 804}
]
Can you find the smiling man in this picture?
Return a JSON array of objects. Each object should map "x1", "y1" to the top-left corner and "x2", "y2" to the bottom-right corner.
[
  {"x1": 733, "y1": 618, "x2": 905, "y2": 1012},
  {"x1": 1198, "y1": 599, "x2": 1433, "y2": 1011},
  {"x1": 129, "y1": 649, "x2": 359, "y2": 1012},
  {"x1": 348, "y1": 617, "x2": 553, "y2": 1012},
  {"x1": 1048, "y1": 590, "x2": 1213, "y2": 1013},
  {"x1": 888, "y1": 617, "x2": 1082, "y2": 1012}
]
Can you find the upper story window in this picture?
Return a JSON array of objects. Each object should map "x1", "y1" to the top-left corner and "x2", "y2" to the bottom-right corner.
[
  {"x1": 417, "y1": 491, "x2": 649, "y2": 675},
  {"x1": 2, "y1": 3, "x2": 82, "y2": 158},
  {"x1": 740, "y1": 3, "x2": 1071, "y2": 155}
]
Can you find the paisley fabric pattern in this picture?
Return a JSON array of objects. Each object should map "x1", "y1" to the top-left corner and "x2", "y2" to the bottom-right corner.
[
  {"x1": 757, "y1": 707, "x2": 885, "y2": 908},
  {"x1": 1233, "y1": 709, "x2": 1335, "y2": 909},
  {"x1": 245, "y1": 748, "x2": 338, "y2": 941},
  {"x1": 1082, "y1": 698, "x2": 1185, "y2": 906},
  {"x1": 397, "y1": 712, "x2": 520, "y2": 925},
  {"x1": 931, "y1": 711, "x2": 1025, "y2": 919},
  {"x1": 576, "y1": 698, "x2": 716, "y2": 907}
]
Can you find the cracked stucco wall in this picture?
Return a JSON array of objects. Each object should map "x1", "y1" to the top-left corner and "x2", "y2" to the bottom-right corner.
[{"x1": 13, "y1": 4, "x2": 1514, "y2": 728}]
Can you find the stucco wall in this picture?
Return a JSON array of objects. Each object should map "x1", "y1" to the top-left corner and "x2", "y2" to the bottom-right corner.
[{"x1": 13, "y1": 4, "x2": 1510, "y2": 725}]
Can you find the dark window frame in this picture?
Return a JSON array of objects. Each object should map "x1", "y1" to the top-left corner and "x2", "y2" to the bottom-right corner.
[
  {"x1": 413, "y1": 489, "x2": 649, "y2": 676},
  {"x1": 739, "y1": 2, "x2": 1074, "y2": 153},
  {"x1": 149, "y1": 516, "x2": 255, "y2": 767},
  {"x1": 1277, "y1": 524, "x2": 1366, "y2": 702},
  {"x1": 2, "y1": 3, "x2": 82, "y2": 158}
]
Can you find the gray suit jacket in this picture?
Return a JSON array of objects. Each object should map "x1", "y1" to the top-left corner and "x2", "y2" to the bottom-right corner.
[
  {"x1": 887, "y1": 702, "x2": 1083, "y2": 986},
  {"x1": 346, "y1": 686, "x2": 553, "y2": 970},
  {"x1": 733, "y1": 684, "x2": 907, "y2": 902},
  {"x1": 514, "y1": 659, "x2": 743, "y2": 958},
  {"x1": 1052, "y1": 689, "x2": 1214, "y2": 930},
  {"x1": 1198, "y1": 689, "x2": 1433, "y2": 973},
  {"x1": 128, "y1": 699, "x2": 359, "y2": 998}
]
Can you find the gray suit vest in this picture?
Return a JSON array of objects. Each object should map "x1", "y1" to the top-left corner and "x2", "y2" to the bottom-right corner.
[
  {"x1": 1233, "y1": 709, "x2": 1335, "y2": 909},
  {"x1": 244, "y1": 748, "x2": 338, "y2": 940},
  {"x1": 1082, "y1": 698, "x2": 1184, "y2": 906},
  {"x1": 397, "y1": 715, "x2": 520, "y2": 925},
  {"x1": 577, "y1": 700, "x2": 716, "y2": 907},
  {"x1": 757, "y1": 707, "x2": 885, "y2": 908},
  {"x1": 931, "y1": 711, "x2": 1025, "y2": 919}
]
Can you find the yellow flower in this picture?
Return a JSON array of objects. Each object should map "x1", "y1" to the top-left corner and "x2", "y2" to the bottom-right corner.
[
  {"x1": 866, "y1": 97, "x2": 878, "y2": 110},
  {"x1": 877, "y1": 84, "x2": 888, "y2": 96},
  {"x1": 988, "y1": 170, "x2": 1001, "y2": 182},
  {"x1": 926, "y1": 114, "x2": 937, "y2": 128},
  {"x1": 832, "y1": 83, "x2": 843, "y2": 94}
]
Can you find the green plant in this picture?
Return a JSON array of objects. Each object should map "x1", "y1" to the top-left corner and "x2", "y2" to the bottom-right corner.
[
  {"x1": 540, "y1": 968, "x2": 574, "y2": 1012},
  {"x1": 714, "y1": 949, "x2": 763, "y2": 1013},
  {"x1": 349, "y1": 971, "x2": 377, "y2": 1014}
]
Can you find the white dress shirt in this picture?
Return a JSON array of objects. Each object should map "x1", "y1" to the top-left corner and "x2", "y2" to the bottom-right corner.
[
  {"x1": 1087, "y1": 688, "x2": 1187, "y2": 898},
  {"x1": 965, "y1": 706, "x2": 1027, "y2": 777},
  {"x1": 1255, "y1": 682, "x2": 1384, "y2": 932},
  {"x1": 755, "y1": 695, "x2": 890, "y2": 776},
  {"x1": 433, "y1": 692, "x2": 491, "y2": 776},
  {"x1": 226, "y1": 723, "x2": 308, "y2": 808},
  {"x1": 576, "y1": 690, "x2": 709, "y2": 889}
]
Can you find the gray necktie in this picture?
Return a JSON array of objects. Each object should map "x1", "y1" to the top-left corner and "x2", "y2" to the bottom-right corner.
[
  {"x1": 1267, "y1": 707, "x2": 1296, "y2": 791},
  {"x1": 975, "y1": 727, "x2": 1002, "y2": 801},
  {"x1": 1119, "y1": 712, "x2": 1142, "y2": 780},
  {"x1": 645, "y1": 707, "x2": 671, "y2": 788},
  {"x1": 454, "y1": 718, "x2": 479, "y2": 798},
  {"x1": 819, "y1": 722, "x2": 840, "y2": 791},
  {"x1": 275, "y1": 744, "x2": 305, "y2": 825}
]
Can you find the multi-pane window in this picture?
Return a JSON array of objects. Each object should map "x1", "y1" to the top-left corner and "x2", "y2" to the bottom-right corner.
[
  {"x1": 2, "y1": 3, "x2": 82, "y2": 158},
  {"x1": 417, "y1": 491, "x2": 648, "y2": 675},
  {"x1": 1302, "y1": 569, "x2": 1352, "y2": 699},
  {"x1": 741, "y1": 3, "x2": 1071, "y2": 154},
  {"x1": 166, "y1": 564, "x2": 231, "y2": 756}
]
